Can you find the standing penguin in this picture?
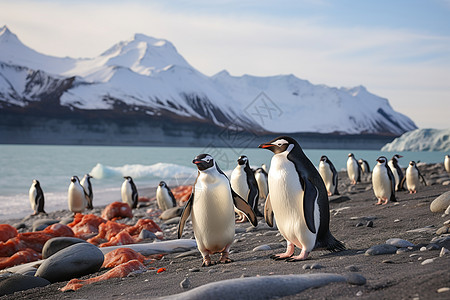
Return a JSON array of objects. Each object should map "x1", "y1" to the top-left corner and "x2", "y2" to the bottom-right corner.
[
  {"x1": 347, "y1": 153, "x2": 361, "y2": 185},
  {"x1": 231, "y1": 155, "x2": 262, "y2": 221},
  {"x1": 29, "y1": 179, "x2": 46, "y2": 215},
  {"x1": 254, "y1": 167, "x2": 269, "y2": 201},
  {"x1": 178, "y1": 154, "x2": 257, "y2": 266},
  {"x1": 401, "y1": 161, "x2": 427, "y2": 194},
  {"x1": 372, "y1": 156, "x2": 397, "y2": 205},
  {"x1": 156, "y1": 181, "x2": 177, "y2": 211},
  {"x1": 445, "y1": 155, "x2": 450, "y2": 174},
  {"x1": 121, "y1": 176, "x2": 138, "y2": 209},
  {"x1": 318, "y1": 155, "x2": 339, "y2": 196},
  {"x1": 358, "y1": 159, "x2": 371, "y2": 174},
  {"x1": 388, "y1": 154, "x2": 404, "y2": 191},
  {"x1": 68, "y1": 176, "x2": 88, "y2": 214},
  {"x1": 259, "y1": 136, "x2": 345, "y2": 261},
  {"x1": 80, "y1": 174, "x2": 93, "y2": 210}
]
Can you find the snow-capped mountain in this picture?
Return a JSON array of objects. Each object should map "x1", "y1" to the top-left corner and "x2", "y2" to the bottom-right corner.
[
  {"x1": 381, "y1": 128, "x2": 450, "y2": 151},
  {"x1": 0, "y1": 25, "x2": 417, "y2": 136}
]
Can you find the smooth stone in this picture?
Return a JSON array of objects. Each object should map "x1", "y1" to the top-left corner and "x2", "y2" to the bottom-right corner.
[
  {"x1": 32, "y1": 219, "x2": 59, "y2": 232},
  {"x1": 440, "y1": 247, "x2": 450, "y2": 257},
  {"x1": 253, "y1": 245, "x2": 271, "y2": 252},
  {"x1": 437, "y1": 287, "x2": 450, "y2": 293},
  {"x1": 235, "y1": 227, "x2": 246, "y2": 233},
  {"x1": 365, "y1": 244, "x2": 398, "y2": 256},
  {"x1": 12, "y1": 222, "x2": 26, "y2": 230},
  {"x1": 175, "y1": 250, "x2": 201, "y2": 258},
  {"x1": 162, "y1": 273, "x2": 347, "y2": 300},
  {"x1": 355, "y1": 222, "x2": 364, "y2": 227},
  {"x1": 0, "y1": 274, "x2": 50, "y2": 296},
  {"x1": 366, "y1": 221, "x2": 374, "y2": 228},
  {"x1": 164, "y1": 217, "x2": 181, "y2": 225},
  {"x1": 382, "y1": 260, "x2": 395, "y2": 264},
  {"x1": 139, "y1": 229, "x2": 157, "y2": 240},
  {"x1": 59, "y1": 216, "x2": 74, "y2": 225},
  {"x1": 159, "y1": 207, "x2": 184, "y2": 220},
  {"x1": 430, "y1": 191, "x2": 450, "y2": 213},
  {"x1": 396, "y1": 248, "x2": 409, "y2": 254},
  {"x1": 41, "y1": 237, "x2": 87, "y2": 259},
  {"x1": 394, "y1": 219, "x2": 401, "y2": 223},
  {"x1": 344, "y1": 265, "x2": 359, "y2": 272},
  {"x1": 386, "y1": 238, "x2": 415, "y2": 248},
  {"x1": 180, "y1": 278, "x2": 191, "y2": 289},
  {"x1": 35, "y1": 243, "x2": 104, "y2": 283},
  {"x1": 345, "y1": 273, "x2": 366, "y2": 286},
  {"x1": 436, "y1": 225, "x2": 450, "y2": 235},
  {"x1": 310, "y1": 263, "x2": 323, "y2": 269},
  {"x1": 189, "y1": 268, "x2": 200, "y2": 272},
  {"x1": 420, "y1": 247, "x2": 427, "y2": 251},
  {"x1": 421, "y1": 258, "x2": 435, "y2": 265},
  {"x1": 407, "y1": 227, "x2": 436, "y2": 234},
  {"x1": 445, "y1": 204, "x2": 450, "y2": 215},
  {"x1": 302, "y1": 264, "x2": 312, "y2": 270},
  {"x1": 426, "y1": 243, "x2": 440, "y2": 251}
]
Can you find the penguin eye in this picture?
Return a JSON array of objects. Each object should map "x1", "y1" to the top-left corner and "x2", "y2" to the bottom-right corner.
[{"x1": 271, "y1": 139, "x2": 288, "y2": 148}]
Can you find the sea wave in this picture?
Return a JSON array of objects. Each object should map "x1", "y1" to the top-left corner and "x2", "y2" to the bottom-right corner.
[{"x1": 89, "y1": 162, "x2": 197, "y2": 180}]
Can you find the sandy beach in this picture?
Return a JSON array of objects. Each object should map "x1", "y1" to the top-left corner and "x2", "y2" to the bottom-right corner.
[{"x1": 1, "y1": 163, "x2": 449, "y2": 299}]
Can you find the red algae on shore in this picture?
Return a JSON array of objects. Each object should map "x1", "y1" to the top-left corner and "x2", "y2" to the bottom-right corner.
[
  {"x1": 61, "y1": 260, "x2": 147, "y2": 292},
  {"x1": 102, "y1": 248, "x2": 145, "y2": 268},
  {"x1": 101, "y1": 202, "x2": 133, "y2": 220}
]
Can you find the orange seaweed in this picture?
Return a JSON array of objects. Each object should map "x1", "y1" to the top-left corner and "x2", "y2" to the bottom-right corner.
[
  {"x1": 0, "y1": 224, "x2": 18, "y2": 242},
  {"x1": 99, "y1": 231, "x2": 135, "y2": 247},
  {"x1": 102, "y1": 248, "x2": 145, "y2": 268},
  {"x1": 0, "y1": 248, "x2": 40, "y2": 270},
  {"x1": 68, "y1": 214, "x2": 106, "y2": 240},
  {"x1": 88, "y1": 221, "x2": 129, "y2": 246},
  {"x1": 101, "y1": 202, "x2": 133, "y2": 220}
]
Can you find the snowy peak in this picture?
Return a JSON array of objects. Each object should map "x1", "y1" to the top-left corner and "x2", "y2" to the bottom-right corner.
[{"x1": 0, "y1": 25, "x2": 20, "y2": 44}]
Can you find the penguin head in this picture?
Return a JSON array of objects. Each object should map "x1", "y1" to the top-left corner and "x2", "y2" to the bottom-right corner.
[
  {"x1": 32, "y1": 179, "x2": 40, "y2": 186},
  {"x1": 70, "y1": 176, "x2": 80, "y2": 183},
  {"x1": 348, "y1": 153, "x2": 355, "y2": 158},
  {"x1": 124, "y1": 176, "x2": 133, "y2": 182},
  {"x1": 237, "y1": 155, "x2": 249, "y2": 166},
  {"x1": 193, "y1": 154, "x2": 215, "y2": 171},
  {"x1": 391, "y1": 154, "x2": 403, "y2": 162},
  {"x1": 159, "y1": 181, "x2": 167, "y2": 187},
  {"x1": 320, "y1": 155, "x2": 328, "y2": 163},
  {"x1": 258, "y1": 136, "x2": 297, "y2": 154},
  {"x1": 409, "y1": 161, "x2": 416, "y2": 167},
  {"x1": 85, "y1": 174, "x2": 93, "y2": 179},
  {"x1": 376, "y1": 156, "x2": 388, "y2": 166}
]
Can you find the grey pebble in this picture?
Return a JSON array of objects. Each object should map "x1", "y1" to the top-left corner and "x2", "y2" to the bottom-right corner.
[
  {"x1": 430, "y1": 191, "x2": 450, "y2": 213},
  {"x1": 139, "y1": 229, "x2": 157, "y2": 240},
  {"x1": 382, "y1": 260, "x2": 395, "y2": 264},
  {"x1": 355, "y1": 222, "x2": 364, "y2": 227},
  {"x1": 302, "y1": 264, "x2": 311, "y2": 270},
  {"x1": 421, "y1": 258, "x2": 435, "y2": 265},
  {"x1": 159, "y1": 207, "x2": 183, "y2": 220},
  {"x1": 426, "y1": 243, "x2": 440, "y2": 251},
  {"x1": 0, "y1": 275, "x2": 50, "y2": 296},
  {"x1": 189, "y1": 268, "x2": 200, "y2": 272},
  {"x1": 396, "y1": 248, "x2": 409, "y2": 254},
  {"x1": 366, "y1": 221, "x2": 373, "y2": 228},
  {"x1": 365, "y1": 244, "x2": 398, "y2": 256},
  {"x1": 253, "y1": 245, "x2": 271, "y2": 252},
  {"x1": 175, "y1": 250, "x2": 201, "y2": 259},
  {"x1": 310, "y1": 263, "x2": 323, "y2": 269},
  {"x1": 41, "y1": 237, "x2": 87, "y2": 259},
  {"x1": 386, "y1": 238, "x2": 415, "y2": 248},
  {"x1": 345, "y1": 265, "x2": 359, "y2": 272},
  {"x1": 440, "y1": 247, "x2": 450, "y2": 257},
  {"x1": 436, "y1": 225, "x2": 450, "y2": 235},
  {"x1": 346, "y1": 273, "x2": 366, "y2": 286},
  {"x1": 32, "y1": 219, "x2": 59, "y2": 232},
  {"x1": 164, "y1": 217, "x2": 181, "y2": 225},
  {"x1": 180, "y1": 278, "x2": 191, "y2": 289}
]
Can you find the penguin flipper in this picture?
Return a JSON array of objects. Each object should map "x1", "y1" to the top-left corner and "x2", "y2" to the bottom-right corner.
[
  {"x1": 36, "y1": 194, "x2": 45, "y2": 214},
  {"x1": 300, "y1": 177, "x2": 318, "y2": 234},
  {"x1": 168, "y1": 189, "x2": 177, "y2": 207},
  {"x1": 420, "y1": 173, "x2": 427, "y2": 186},
  {"x1": 400, "y1": 176, "x2": 406, "y2": 190},
  {"x1": 264, "y1": 194, "x2": 274, "y2": 227},
  {"x1": 232, "y1": 190, "x2": 257, "y2": 227},
  {"x1": 178, "y1": 192, "x2": 193, "y2": 239}
]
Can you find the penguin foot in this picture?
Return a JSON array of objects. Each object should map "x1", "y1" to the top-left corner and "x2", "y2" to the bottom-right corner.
[
  {"x1": 270, "y1": 254, "x2": 293, "y2": 261},
  {"x1": 218, "y1": 258, "x2": 233, "y2": 264},
  {"x1": 286, "y1": 251, "x2": 310, "y2": 262},
  {"x1": 202, "y1": 259, "x2": 216, "y2": 267}
]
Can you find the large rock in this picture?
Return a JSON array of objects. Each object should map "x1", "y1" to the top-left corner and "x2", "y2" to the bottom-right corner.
[
  {"x1": 430, "y1": 191, "x2": 450, "y2": 213},
  {"x1": 41, "y1": 237, "x2": 87, "y2": 259},
  {"x1": 0, "y1": 275, "x2": 50, "y2": 296},
  {"x1": 365, "y1": 244, "x2": 398, "y2": 256},
  {"x1": 159, "y1": 207, "x2": 183, "y2": 220},
  {"x1": 386, "y1": 238, "x2": 415, "y2": 248},
  {"x1": 32, "y1": 219, "x2": 59, "y2": 232},
  {"x1": 35, "y1": 243, "x2": 104, "y2": 283}
]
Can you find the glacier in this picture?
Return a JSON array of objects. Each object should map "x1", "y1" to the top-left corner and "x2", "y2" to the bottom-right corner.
[{"x1": 381, "y1": 128, "x2": 450, "y2": 152}]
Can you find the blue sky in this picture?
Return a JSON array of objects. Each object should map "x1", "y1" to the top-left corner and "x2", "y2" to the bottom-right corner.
[{"x1": 1, "y1": 0, "x2": 449, "y2": 129}]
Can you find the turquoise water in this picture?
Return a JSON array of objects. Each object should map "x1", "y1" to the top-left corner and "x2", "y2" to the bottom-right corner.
[{"x1": 0, "y1": 144, "x2": 446, "y2": 220}]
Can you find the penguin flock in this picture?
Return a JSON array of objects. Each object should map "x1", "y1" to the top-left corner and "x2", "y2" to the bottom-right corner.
[{"x1": 25, "y1": 137, "x2": 449, "y2": 267}]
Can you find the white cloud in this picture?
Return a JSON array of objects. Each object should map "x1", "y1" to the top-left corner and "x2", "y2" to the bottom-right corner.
[{"x1": 1, "y1": 0, "x2": 449, "y2": 129}]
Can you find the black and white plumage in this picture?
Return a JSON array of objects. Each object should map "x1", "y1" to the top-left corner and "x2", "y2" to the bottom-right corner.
[
  {"x1": 29, "y1": 179, "x2": 45, "y2": 215},
  {"x1": 254, "y1": 167, "x2": 269, "y2": 201},
  {"x1": 121, "y1": 176, "x2": 138, "y2": 209},
  {"x1": 156, "y1": 181, "x2": 177, "y2": 211},
  {"x1": 347, "y1": 153, "x2": 361, "y2": 185},
  {"x1": 372, "y1": 156, "x2": 397, "y2": 205},
  {"x1": 68, "y1": 176, "x2": 88, "y2": 214},
  {"x1": 358, "y1": 159, "x2": 371, "y2": 174},
  {"x1": 318, "y1": 155, "x2": 339, "y2": 196},
  {"x1": 400, "y1": 161, "x2": 427, "y2": 194},
  {"x1": 80, "y1": 174, "x2": 94, "y2": 210},
  {"x1": 231, "y1": 155, "x2": 262, "y2": 221},
  {"x1": 178, "y1": 154, "x2": 257, "y2": 266},
  {"x1": 445, "y1": 155, "x2": 450, "y2": 174},
  {"x1": 259, "y1": 136, "x2": 345, "y2": 261},
  {"x1": 388, "y1": 154, "x2": 405, "y2": 191}
]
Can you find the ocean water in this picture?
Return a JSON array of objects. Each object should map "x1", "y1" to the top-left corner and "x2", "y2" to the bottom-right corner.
[{"x1": 0, "y1": 144, "x2": 446, "y2": 221}]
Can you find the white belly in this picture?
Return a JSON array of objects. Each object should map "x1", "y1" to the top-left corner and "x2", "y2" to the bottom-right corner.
[
  {"x1": 406, "y1": 167, "x2": 419, "y2": 191},
  {"x1": 156, "y1": 186, "x2": 173, "y2": 211},
  {"x1": 230, "y1": 166, "x2": 249, "y2": 201},
  {"x1": 255, "y1": 172, "x2": 268, "y2": 199},
  {"x1": 268, "y1": 153, "x2": 318, "y2": 252},
  {"x1": 192, "y1": 172, "x2": 235, "y2": 254},
  {"x1": 445, "y1": 157, "x2": 450, "y2": 173},
  {"x1": 372, "y1": 165, "x2": 392, "y2": 199},
  {"x1": 29, "y1": 186, "x2": 37, "y2": 211},
  {"x1": 319, "y1": 162, "x2": 334, "y2": 194},
  {"x1": 121, "y1": 181, "x2": 133, "y2": 206},
  {"x1": 347, "y1": 158, "x2": 358, "y2": 181},
  {"x1": 68, "y1": 184, "x2": 86, "y2": 213}
]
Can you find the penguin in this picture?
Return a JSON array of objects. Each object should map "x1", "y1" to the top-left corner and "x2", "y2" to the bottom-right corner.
[
  {"x1": 388, "y1": 154, "x2": 405, "y2": 191},
  {"x1": 121, "y1": 176, "x2": 138, "y2": 209},
  {"x1": 445, "y1": 155, "x2": 450, "y2": 174},
  {"x1": 358, "y1": 159, "x2": 371, "y2": 174},
  {"x1": 347, "y1": 153, "x2": 361, "y2": 185},
  {"x1": 261, "y1": 163, "x2": 268, "y2": 173},
  {"x1": 259, "y1": 136, "x2": 345, "y2": 261},
  {"x1": 80, "y1": 174, "x2": 93, "y2": 210},
  {"x1": 178, "y1": 154, "x2": 257, "y2": 266},
  {"x1": 318, "y1": 155, "x2": 339, "y2": 196},
  {"x1": 230, "y1": 155, "x2": 262, "y2": 221},
  {"x1": 156, "y1": 181, "x2": 177, "y2": 211},
  {"x1": 372, "y1": 156, "x2": 397, "y2": 205},
  {"x1": 254, "y1": 167, "x2": 269, "y2": 201},
  {"x1": 68, "y1": 176, "x2": 88, "y2": 214},
  {"x1": 401, "y1": 161, "x2": 427, "y2": 194},
  {"x1": 29, "y1": 179, "x2": 46, "y2": 215}
]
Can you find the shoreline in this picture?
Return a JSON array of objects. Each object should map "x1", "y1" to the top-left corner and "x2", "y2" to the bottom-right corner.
[{"x1": 0, "y1": 163, "x2": 449, "y2": 299}]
